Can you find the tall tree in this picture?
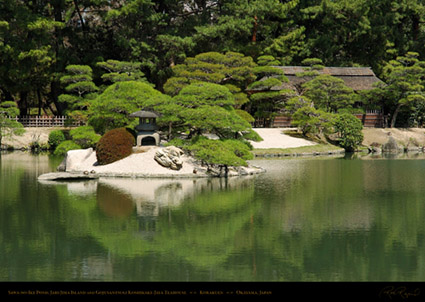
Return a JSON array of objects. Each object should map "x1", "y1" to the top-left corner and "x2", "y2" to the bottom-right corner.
[
  {"x1": 0, "y1": 1, "x2": 64, "y2": 115},
  {"x1": 170, "y1": 82, "x2": 252, "y2": 139},
  {"x1": 163, "y1": 51, "x2": 256, "y2": 109},
  {"x1": 378, "y1": 52, "x2": 425, "y2": 127},
  {"x1": 97, "y1": 59, "x2": 150, "y2": 84},
  {"x1": 0, "y1": 101, "x2": 25, "y2": 148},
  {"x1": 58, "y1": 65, "x2": 98, "y2": 123},
  {"x1": 246, "y1": 55, "x2": 290, "y2": 124},
  {"x1": 193, "y1": 0, "x2": 302, "y2": 61},
  {"x1": 103, "y1": 0, "x2": 199, "y2": 88},
  {"x1": 297, "y1": 0, "x2": 425, "y2": 73},
  {"x1": 88, "y1": 81, "x2": 170, "y2": 134},
  {"x1": 302, "y1": 74, "x2": 356, "y2": 113}
]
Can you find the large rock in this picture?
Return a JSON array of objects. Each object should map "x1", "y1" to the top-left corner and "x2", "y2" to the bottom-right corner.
[
  {"x1": 65, "y1": 148, "x2": 96, "y2": 171},
  {"x1": 368, "y1": 142, "x2": 382, "y2": 154},
  {"x1": 154, "y1": 146, "x2": 184, "y2": 170},
  {"x1": 57, "y1": 156, "x2": 67, "y2": 171},
  {"x1": 382, "y1": 135, "x2": 402, "y2": 153}
]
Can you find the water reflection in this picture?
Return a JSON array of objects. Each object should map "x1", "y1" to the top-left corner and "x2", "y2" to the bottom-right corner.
[
  {"x1": 351, "y1": 151, "x2": 425, "y2": 160},
  {"x1": 2, "y1": 153, "x2": 425, "y2": 281},
  {"x1": 41, "y1": 176, "x2": 257, "y2": 218}
]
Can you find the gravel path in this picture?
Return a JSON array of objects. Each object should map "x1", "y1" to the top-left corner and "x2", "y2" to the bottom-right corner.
[{"x1": 250, "y1": 128, "x2": 316, "y2": 149}]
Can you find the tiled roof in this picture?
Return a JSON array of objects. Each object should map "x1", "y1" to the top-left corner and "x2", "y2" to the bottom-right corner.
[{"x1": 252, "y1": 66, "x2": 383, "y2": 91}]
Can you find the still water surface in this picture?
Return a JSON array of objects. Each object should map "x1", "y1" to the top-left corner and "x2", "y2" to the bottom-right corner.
[{"x1": 1, "y1": 152, "x2": 425, "y2": 281}]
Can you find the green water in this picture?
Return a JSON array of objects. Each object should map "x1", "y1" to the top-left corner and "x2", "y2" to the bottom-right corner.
[{"x1": 1, "y1": 152, "x2": 425, "y2": 281}]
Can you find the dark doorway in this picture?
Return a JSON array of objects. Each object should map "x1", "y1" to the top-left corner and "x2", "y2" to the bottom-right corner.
[{"x1": 141, "y1": 136, "x2": 156, "y2": 146}]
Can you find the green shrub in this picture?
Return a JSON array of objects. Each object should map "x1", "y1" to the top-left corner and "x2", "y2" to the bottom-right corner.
[
  {"x1": 333, "y1": 113, "x2": 364, "y2": 152},
  {"x1": 292, "y1": 106, "x2": 334, "y2": 136},
  {"x1": 96, "y1": 127, "x2": 135, "y2": 165},
  {"x1": 70, "y1": 126, "x2": 101, "y2": 149},
  {"x1": 53, "y1": 140, "x2": 82, "y2": 156},
  {"x1": 222, "y1": 139, "x2": 254, "y2": 160},
  {"x1": 166, "y1": 137, "x2": 190, "y2": 149},
  {"x1": 48, "y1": 130, "x2": 66, "y2": 150},
  {"x1": 187, "y1": 137, "x2": 248, "y2": 167}
]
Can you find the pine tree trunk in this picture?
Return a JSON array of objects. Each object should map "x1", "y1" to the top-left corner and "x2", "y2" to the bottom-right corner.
[
  {"x1": 37, "y1": 89, "x2": 42, "y2": 116},
  {"x1": 50, "y1": 81, "x2": 62, "y2": 115},
  {"x1": 19, "y1": 92, "x2": 28, "y2": 116},
  {"x1": 252, "y1": 16, "x2": 258, "y2": 42},
  {"x1": 168, "y1": 122, "x2": 172, "y2": 140},
  {"x1": 390, "y1": 103, "x2": 402, "y2": 128}
]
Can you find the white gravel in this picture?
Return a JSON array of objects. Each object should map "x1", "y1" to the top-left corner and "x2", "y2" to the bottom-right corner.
[
  {"x1": 250, "y1": 128, "x2": 316, "y2": 149},
  {"x1": 67, "y1": 147, "x2": 205, "y2": 176},
  {"x1": 64, "y1": 146, "x2": 264, "y2": 178}
]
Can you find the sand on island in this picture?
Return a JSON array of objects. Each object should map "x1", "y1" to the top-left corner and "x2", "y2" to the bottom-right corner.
[
  {"x1": 66, "y1": 147, "x2": 206, "y2": 177},
  {"x1": 60, "y1": 128, "x2": 313, "y2": 177}
]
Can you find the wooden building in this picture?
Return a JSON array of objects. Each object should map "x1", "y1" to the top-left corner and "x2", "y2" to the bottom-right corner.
[
  {"x1": 251, "y1": 66, "x2": 385, "y2": 128},
  {"x1": 272, "y1": 66, "x2": 382, "y2": 92}
]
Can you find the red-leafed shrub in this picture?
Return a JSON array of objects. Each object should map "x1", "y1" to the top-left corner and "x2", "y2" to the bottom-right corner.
[{"x1": 96, "y1": 128, "x2": 135, "y2": 165}]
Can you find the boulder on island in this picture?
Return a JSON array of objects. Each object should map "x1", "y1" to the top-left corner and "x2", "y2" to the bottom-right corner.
[
  {"x1": 154, "y1": 146, "x2": 184, "y2": 170},
  {"x1": 65, "y1": 148, "x2": 96, "y2": 171}
]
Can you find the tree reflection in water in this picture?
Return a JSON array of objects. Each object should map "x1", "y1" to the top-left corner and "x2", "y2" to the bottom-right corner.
[{"x1": 2, "y1": 153, "x2": 425, "y2": 281}]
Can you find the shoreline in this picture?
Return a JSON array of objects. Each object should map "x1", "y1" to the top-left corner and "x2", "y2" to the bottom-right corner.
[
  {"x1": 37, "y1": 147, "x2": 266, "y2": 181},
  {"x1": 252, "y1": 149, "x2": 346, "y2": 158}
]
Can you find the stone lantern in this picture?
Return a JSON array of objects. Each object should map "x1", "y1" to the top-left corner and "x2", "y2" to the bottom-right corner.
[{"x1": 129, "y1": 110, "x2": 160, "y2": 146}]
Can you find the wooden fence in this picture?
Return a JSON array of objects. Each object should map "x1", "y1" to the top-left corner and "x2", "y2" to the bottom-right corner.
[
  {"x1": 353, "y1": 112, "x2": 385, "y2": 128},
  {"x1": 252, "y1": 111, "x2": 386, "y2": 128},
  {"x1": 7, "y1": 116, "x2": 82, "y2": 127},
  {"x1": 271, "y1": 115, "x2": 293, "y2": 128}
]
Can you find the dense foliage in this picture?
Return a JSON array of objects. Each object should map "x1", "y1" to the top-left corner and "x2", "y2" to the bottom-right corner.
[
  {"x1": 96, "y1": 128, "x2": 135, "y2": 165},
  {"x1": 88, "y1": 81, "x2": 170, "y2": 134},
  {"x1": 48, "y1": 130, "x2": 66, "y2": 150},
  {"x1": 1, "y1": 0, "x2": 425, "y2": 125},
  {"x1": 0, "y1": 101, "x2": 25, "y2": 147},
  {"x1": 4, "y1": 0, "x2": 425, "y2": 158},
  {"x1": 53, "y1": 140, "x2": 81, "y2": 156},
  {"x1": 333, "y1": 113, "x2": 364, "y2": 152},
  {"x1": 69, "y1": 126, "x2": 101, "y2": 149}
]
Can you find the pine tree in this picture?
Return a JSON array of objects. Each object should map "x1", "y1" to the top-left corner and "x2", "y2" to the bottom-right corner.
[
  {"x1": 246, "y1": 55, "x2": 291, "y2": 124},
  {"x1": 97, "y1": 60, "x2": 149, "y2": 84},
  {"x1": 58, "y1": 65, "x2": 98, "y2": 123},
  {"x1": 379, "y1": 52, "x2": 425, "y2": 127}
]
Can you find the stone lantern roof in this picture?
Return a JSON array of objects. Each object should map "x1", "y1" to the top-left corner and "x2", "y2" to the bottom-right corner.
[
  {"x1": 129, "y1": 110, "x2": 159, "y2": 131},
  {"x1": 129, "y1": 110, "x2": 159, "y2": 118}
]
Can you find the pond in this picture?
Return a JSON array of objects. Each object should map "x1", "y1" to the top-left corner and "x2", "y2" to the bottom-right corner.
[{"x1": 1, "y1": 152, "x2": 425, "y2": 282}]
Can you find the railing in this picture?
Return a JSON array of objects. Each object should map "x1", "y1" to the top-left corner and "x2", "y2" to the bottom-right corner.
[
  {"x1": 7, "y1": 116, "x2": 83, "y2": 127},
  {"x1": 365, "y1": 109, "x2": 382, "y2": 114},
  {"x1": 252, "y1": 112, "x2": 386, "y2": 128}
]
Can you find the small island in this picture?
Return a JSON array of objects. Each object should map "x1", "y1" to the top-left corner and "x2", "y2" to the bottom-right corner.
[
  {"x1": 38, "y1": 103, "x2": 266, "y2": 180},
  {"x1": 38, "y1": 145, "x2": 265, "y2": 181}
]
